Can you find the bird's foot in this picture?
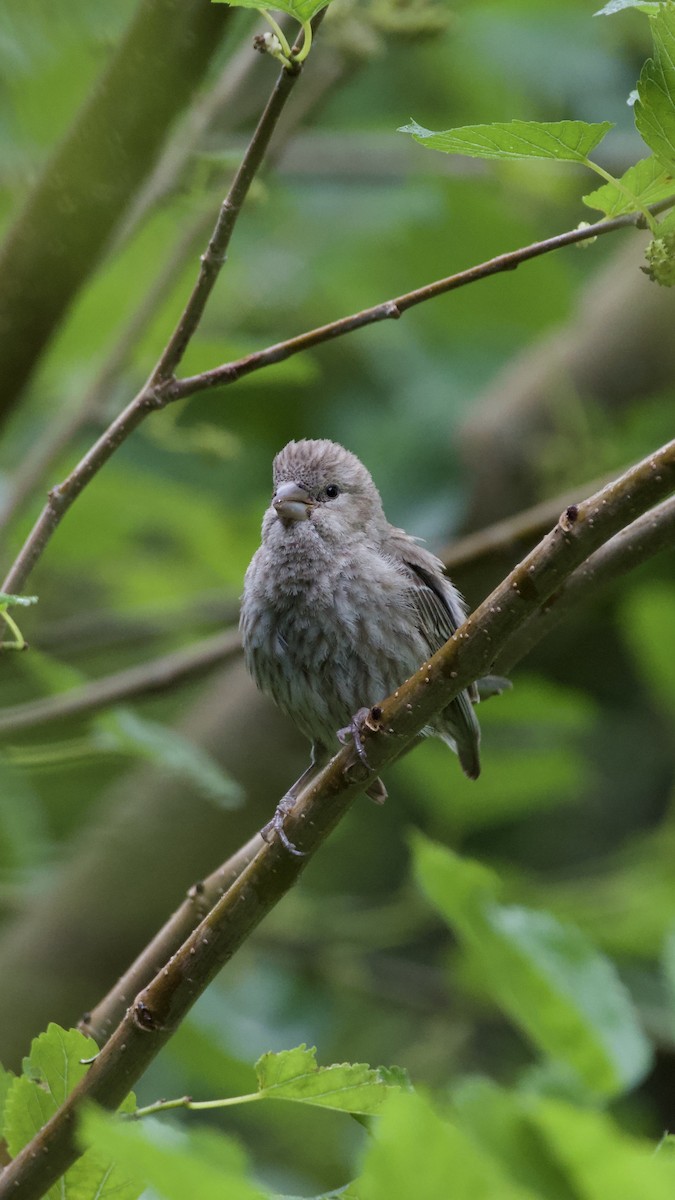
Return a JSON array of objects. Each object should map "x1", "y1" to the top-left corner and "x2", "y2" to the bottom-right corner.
[
  {"x1": 337, "y1": 705, "x2": 383, "y2": 768},
  {"x1": 260, "y1": 794, "x2": 306, "y2": 857}
]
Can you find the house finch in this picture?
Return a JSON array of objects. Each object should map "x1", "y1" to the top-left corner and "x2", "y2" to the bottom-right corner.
[{"x1": 241, "y1": 438, "x2": 482, "y2": 853}]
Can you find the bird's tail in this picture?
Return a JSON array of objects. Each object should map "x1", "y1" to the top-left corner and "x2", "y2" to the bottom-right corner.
[{"x1": 439, "y1": 689, "x2": 482, "y2": 780}]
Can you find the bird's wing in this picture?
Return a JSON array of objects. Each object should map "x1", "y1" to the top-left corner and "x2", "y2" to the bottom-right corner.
[{"x1": 383, "y1": 529, "x2": 481, "y2": 778}]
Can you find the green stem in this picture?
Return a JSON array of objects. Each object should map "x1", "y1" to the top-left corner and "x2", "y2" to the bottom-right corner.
[
  {"x1": 584, "y1": 158, "x2": 658, "y2": 233},
  {"x1": 3, "y1": 738, "x2": 107, "y2": 768},
  {"x1": 133, "y1": 1092, "x2": 261, "y2": 1119},
  {"x1": 293, "y1": 19, "x2": 313, "y2": 63},
  {"x1": 0, "y1": 608, "x2": 26, "y2": 650}
]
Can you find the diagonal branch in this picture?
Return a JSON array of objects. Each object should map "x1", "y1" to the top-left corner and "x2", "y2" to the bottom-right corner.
[
  {"x1": 167, "y1": 196, "x2": 675, "y2": 400},
  {"x1": 0, "y1": 41, "x2": 309, "y2": 599},
  {"x1": 3, "y1": 195, "x2": 675, "y2": 601},
  {"x1": 1, "y1": 438, "x2": 673, "y2": 1200},
  {"x1": 0, "y1": 629, "x2": 241, "y2": 735}
]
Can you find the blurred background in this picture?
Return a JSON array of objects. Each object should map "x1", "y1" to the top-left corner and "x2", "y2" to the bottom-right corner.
[{"x1": 0, "y1": 0, "x2": 674, "y2": 1193}]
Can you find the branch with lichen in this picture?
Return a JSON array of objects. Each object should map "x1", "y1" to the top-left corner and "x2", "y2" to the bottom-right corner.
[{"x1": 1, "y1": 437, "x2": 673, "y2": 1200}]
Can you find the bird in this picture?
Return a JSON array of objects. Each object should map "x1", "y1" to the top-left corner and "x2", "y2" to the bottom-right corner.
[{"x1": 241, "y1": 438, "x2": 483, "y2": 854}]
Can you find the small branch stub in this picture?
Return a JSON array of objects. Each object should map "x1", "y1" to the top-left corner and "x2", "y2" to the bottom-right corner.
[{"x1": 560, "y1": 504, "x2": 579, "y2": 532}]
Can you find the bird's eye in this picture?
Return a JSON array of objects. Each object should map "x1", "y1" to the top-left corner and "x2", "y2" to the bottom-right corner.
[{"x1": 324, "y1": 484, "x2": 340, "y2": 500}]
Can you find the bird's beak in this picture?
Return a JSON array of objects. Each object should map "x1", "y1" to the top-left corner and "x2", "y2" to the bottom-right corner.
[{"x1": 273, "y1": 481, "x2": 312, "y2": 523}]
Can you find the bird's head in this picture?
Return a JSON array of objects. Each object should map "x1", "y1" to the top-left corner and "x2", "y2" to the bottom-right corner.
[{"x1": 266, "y1": 439, "x2": 386, "y2": 543}]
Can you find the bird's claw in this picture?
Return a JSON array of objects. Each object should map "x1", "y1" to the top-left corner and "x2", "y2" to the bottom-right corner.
[
  {"x1": 337, "y1": 706, "x2": 375, "y2": 768},
  {"x1": 260, "y1": 794, "x2": 306, "y2": 857}
]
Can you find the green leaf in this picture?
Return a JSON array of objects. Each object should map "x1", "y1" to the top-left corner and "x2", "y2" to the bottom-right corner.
[
  {"x1": 401, "y1": 675, "x2": 593, "y2": 837},
  {"x1": 3, "y1": 1025, "x2": 138, "y2": 1200},
  {"x1": 95, "y1": 708, "x2": 244, "y2": 808},
  {"x1": 454, "y1": 1080, "x2": 675, "y2": 1200},
  {"x1": 0, "y1": 1062, "x2": 15, "y2": 1134},
  {"x1": 412, "y1": 836, "x2": 652, "y2": 1097},
  {"x1": 359, "y1": 1091, "x2": 537, "y2": 1200},
  {"x1": 583, "y1": 156, "x2": 675, "y2": 215},
  {"x1": 635, "y1": 6, "x2": 675, "y2": 171},
  {"x1": 80, "y1": 1106, "x2": 264, "y2": 1200},
  {"x1": 399, "y1": 119, "x2": 614, "y2": 163},
  {"x1": 596, "y1": 1, "x2": 661, "y2": 13},
  {"x1": 211, "y1": 0, "x2": 330, "y2": 22},
  {"x1": 531, "y1": 1098, "x2": 675, "y2": 1199},
  {"x1": 254, "y1": 1045, "x2": 408, "y2": 1114},
  {"x1": 621, "y1": 585, "x2": 675, "y2": 716},
  {"x1": 452, "y1": 1078, "x2": 586, "y2": 1198}
]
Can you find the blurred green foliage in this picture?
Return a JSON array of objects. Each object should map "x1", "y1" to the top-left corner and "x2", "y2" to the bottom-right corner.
[{"x1": 0, "y1": 0, "x2": 674, "y2": 1195}]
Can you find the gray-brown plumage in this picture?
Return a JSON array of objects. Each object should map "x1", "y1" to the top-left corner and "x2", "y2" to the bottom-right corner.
[{"x1": 241, "y1": 439, "x2": 481, "y2": 847}]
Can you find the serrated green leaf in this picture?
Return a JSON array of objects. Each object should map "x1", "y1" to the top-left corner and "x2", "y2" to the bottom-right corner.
[
  {"x1": 583, "y1": 156, "x2": 675, "y2": 215},
  {"x1": 79, "y1": 1107, "x2": 264, "y2": 1200},
  {"x1": 254, "y1": 1045, "x2": 406, "y2": 1114},
  {"x1": 211, "y1": 0, "x2": 330, "y2": 22},
  {"x1": 412, "y1": 836, "x2": 652, "y2": 1097},
  {"x1": 635, "y1": 6, "x2": 675, "y2": 171},
  {"x1": 359, "y1": 1091, "x2": 537, "y2": 1200},
  {"x1": 95, "y1": 708, "x2": 244, "y2": 808},
  {"x1": 399, "y1": 119, "x2": 614, "y2": 163},
  {"x1": 4, "y1": 1025, "x2": 138, "y2": 1200}
]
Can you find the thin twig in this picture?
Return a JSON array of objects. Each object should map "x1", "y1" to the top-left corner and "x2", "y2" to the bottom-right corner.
[
  {"x1": 441, "y1": 469, "x2": 620, "y2": 573},
  {"x1": 0, "y1": 16, "x2": 307, "y2": 536},
  {"x1": 107, "y1": 15, "x2": 269, "y2": 254},
  {"x1": 80, "y1": 831, "x2": 264, "y2": 1045},
  {"x1": 1, "y1": 438, "x2": 673, "y2": 1200},
  {"x1": 0, "y1": 206, "x2": 216, "y2": 536},
  {"x1": 168, "y1": 196, "x2": 675, "y2": 400},
  {"x1": 2, "y1": 200, "x2": 667, "y2": 604},
  {"x1": 0, "y1": 51, "x2": 305, "y2": 598},
  {"x1": 0, "y1": 629, "x2": 240, "y2": 735},
  {"x1": 149, "y1": 65, "x2": 303, "y2": 385}
]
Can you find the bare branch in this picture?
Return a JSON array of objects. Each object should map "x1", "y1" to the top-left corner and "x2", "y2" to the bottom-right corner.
[
  {"x1": 1, "y1": 438, "x2": 672, "y2": 1200},
  {"x1": 4, "y1": 173, "x2": 674, "y2": 599},
  {"x1": 441, "y1": 469, "x2": 619, "y2": 574},
  {"x1": 80, "y1": 832, "x2": 264, "y2": 1045},
  {"x1": 0, "y1": 630, "x2": 240, "y2": 735},
  {"x1": 167, "y1": 198, "x2": 675, "y2": 401},
  {"x1": 0, "y1": 206, "x2": 215, "y2": 536},
  {"x1": 0, "y1": 48, "x2": 306, "y2": 598}
]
